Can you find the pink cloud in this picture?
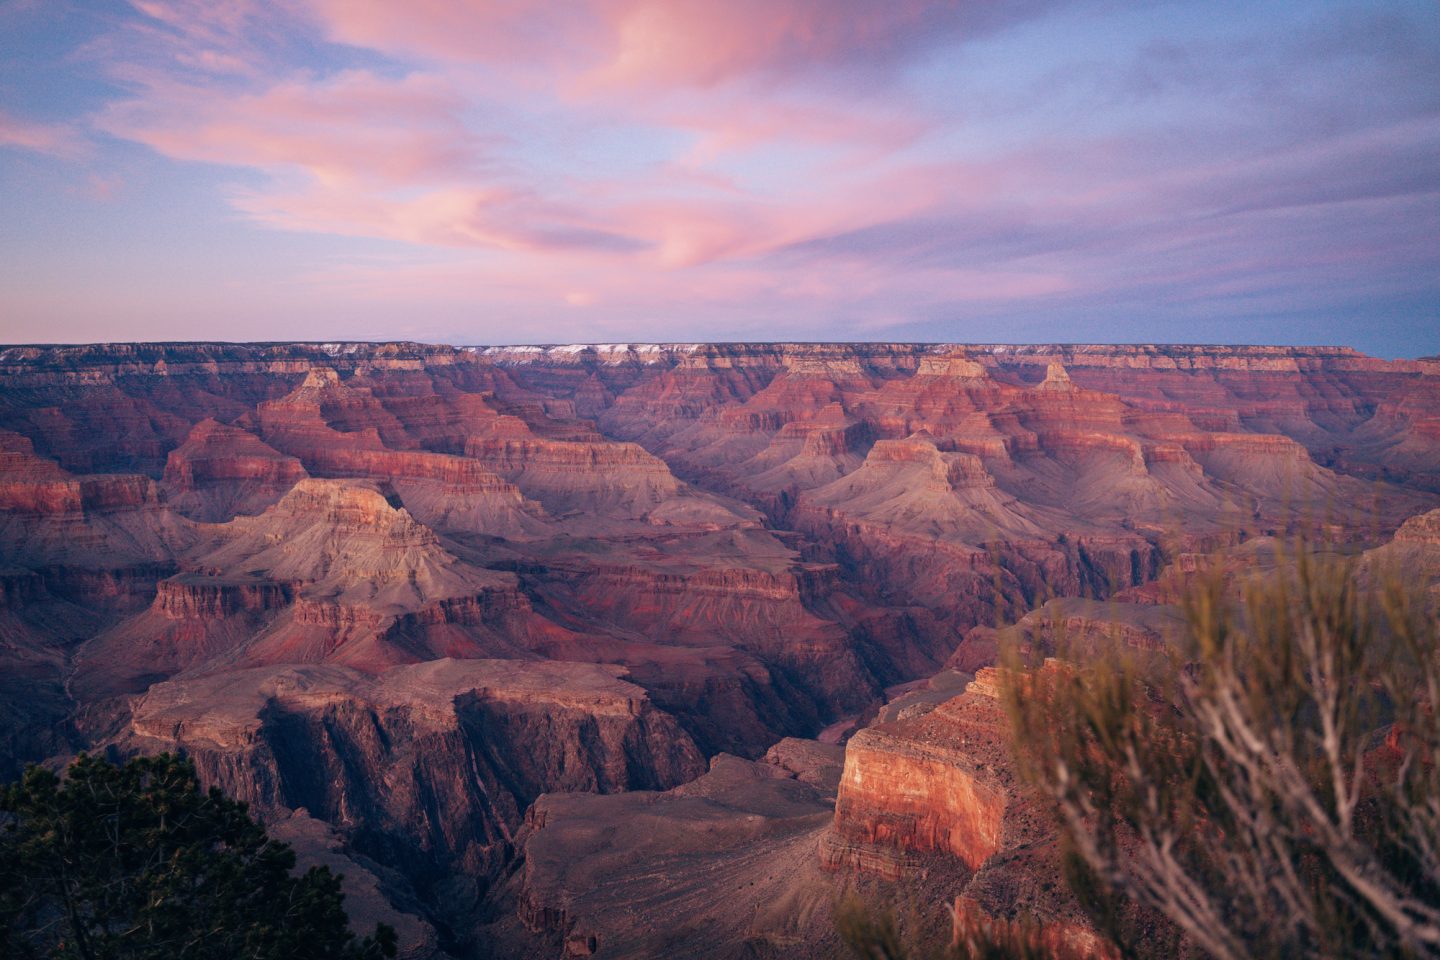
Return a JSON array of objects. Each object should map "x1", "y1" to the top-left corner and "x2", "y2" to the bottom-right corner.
[
  {"x1": 306, "y1": 0, "x2": 593, "y2": 68},
  {"x1": 116, "y1": 0, "x2": 313, "y2": 78},
  {"x1": 97, "y1": 70, "x2": 483, "y2": 186},
  {"x1": 85, "y1": 1, "x2": 988, "y2": 268},
  {"x1": 72, "y1": 174, "x2": 126, "y2": 202},
  {"x1": 0, "y1": 111, "x2": 86, "y2": 158},
  {"x1": 199, "y1": 109, "x2": 1018, "y2": 269},
  {"x1": 306, "y1": 0, "x2": 1053, "y2": 90},
  {"x1": 231, "y1": 181, "x2": 642, "y2": 254},
  {"x1": 52, "y1": 0, "x2": 1432, "y2": 351},
  {"x1": 582, "y1": 0, "x2": 945, "y2": 90},
  {"x1": 664, "y1": 93, "x2": 930, "y2": 165}
]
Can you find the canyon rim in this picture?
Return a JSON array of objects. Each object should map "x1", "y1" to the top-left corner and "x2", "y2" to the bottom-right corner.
[{"x1": 0, "y1": 340, "x2": 1437, "y2": 957}]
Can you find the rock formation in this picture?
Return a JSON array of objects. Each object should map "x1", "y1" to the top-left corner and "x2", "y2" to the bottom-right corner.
[
  {"x1": 498, "y1": 741, "x2": 848, "y2": 959},
  {"x1": 114, "y1": 658, "x2": 706, "y2": 930},
  {"x1": 823, "y1": 668, "x2": 1120, "y2": 958},
  {"x1": 0, "y1": 340, "x2": 1436, "y2": 958},
  {"x1": 161, "y1": 418, "x2": 307, "y2": 521}
]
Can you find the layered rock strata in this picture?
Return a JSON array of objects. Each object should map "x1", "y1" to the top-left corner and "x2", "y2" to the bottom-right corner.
[
  {"x1": 823, "y1": 668, "x2": 1119, "y2": 958},
  {"x1": 0, "y1": 341, "x2": 1435, "y2": 959},
  {"x1": 116, "y1": 659, "x2": 706, "y2": 915}
]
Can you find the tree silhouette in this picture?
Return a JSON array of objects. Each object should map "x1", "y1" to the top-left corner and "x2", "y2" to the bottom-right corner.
[{"x1": 0, "y1": 752, "x2": 397, "y2": 960}]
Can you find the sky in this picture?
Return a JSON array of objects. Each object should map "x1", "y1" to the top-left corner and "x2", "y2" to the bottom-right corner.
[{"x1": 0, "y1": 0, "x2": 1437, "y2": 355}]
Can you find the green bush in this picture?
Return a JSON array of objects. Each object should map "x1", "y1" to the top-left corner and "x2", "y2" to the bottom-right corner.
[{"x1": 0, "y1": 752, "x2": 396, "y2": 960}]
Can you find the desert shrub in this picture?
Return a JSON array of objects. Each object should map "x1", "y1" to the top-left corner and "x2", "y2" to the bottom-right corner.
[
  {"x1": 1003, "y1": 549, "x2": 1440, "y2": 959},
  {"x1": 836, "y1": 890, "x2": 1050, "y2": 960}
]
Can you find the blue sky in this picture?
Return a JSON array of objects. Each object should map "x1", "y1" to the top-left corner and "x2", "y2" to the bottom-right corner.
[{"x1": 0, "y1": 0, "x2": 1437, "y2": 355}]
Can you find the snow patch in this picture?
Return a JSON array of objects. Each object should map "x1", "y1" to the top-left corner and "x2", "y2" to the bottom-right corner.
[{"x1": 469, "y1": 343, "x2": 704, "y2": 365}]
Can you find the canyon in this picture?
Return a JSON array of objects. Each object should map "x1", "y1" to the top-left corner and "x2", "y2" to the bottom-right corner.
[{"x1": 1, "y1": 340, "x2": 1437, "y2": 958}]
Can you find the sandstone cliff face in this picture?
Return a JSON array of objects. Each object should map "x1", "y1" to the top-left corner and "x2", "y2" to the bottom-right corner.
[
  {"x1": 117, "y1": 659, "x2": 706, "y2": 896},
  {"x1": 0, "y1": 429, "x2": 162, "y2": 516},
  {"x1": 823, "y1": 668, "x2": 1119, "y2": 958},
  {"x1": 822, "y1": 671, "x2": 1012, "y2": 877},
  {"x1": 0, "y1": 341, "x2": 1436, "y2": 959},
  {"x1": 154, "y1": 575, "x2": 299, "y2": 619},
  {"x1": 0, "y1": 429, "x2": 192, "y2": 568},
  {"x1": 161, "y1": 418, "x2": 307, "y2": 521}
]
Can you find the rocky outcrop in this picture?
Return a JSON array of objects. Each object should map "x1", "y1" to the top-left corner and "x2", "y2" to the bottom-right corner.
[
  {"x1": 161, "y1": 419, "x2": 307, "y2": 520},
  {"x1": 823, "y1": 667, "x2": 1119, "y2": 958},
  {"x1": 1391, "y1": 507, "x2": 1440, "y2": 546},
  {"x1": 462, "y1": 434, "x2": 730, "y2": 522},
  {"x1": 0, "y1": 430, "x2": 190, "y2": 567},
  {"x1": 915, "y1": 351, "x2": 988, "y2": 380},
  {"x1": 191, "y1": 479, "x2": 504, "y2": 613},
  {"x1": 0, "y1": 471, "x2": 161, "y2": 517},
  {"x1": 117, "y1": 659, "x2": 706, "y2": 893},
  {"x1": 249, "y1": 371, "x2": 552, "y2": 540},
  {"x1": 947, "y1": 598, "x2": 1184, "y2": 673},
  {"x1": 822, "y1": 670, "x2": 1012, "y2": 877},
  {"x1": 69, "y1": 479, "x2": 575, "y2": 697},
  {"x1": 0, "y1": 430, "x2": 161, "y2": 516},
  {"x1": 154, "y1": 574, "x2": 299, "y2": 619},
  {"x1": 1036, "y1": 362, "x2": 1076, "y2": 391},
  {"x1": 69, "y1": 573, "x2": 302, "y2": 701},
  {"x1": 1360, "y1": 508, "x2": 1440, "y2": 605},
  {"x1": 522, "y1": 552, "x2": 878, "y2": 756}
]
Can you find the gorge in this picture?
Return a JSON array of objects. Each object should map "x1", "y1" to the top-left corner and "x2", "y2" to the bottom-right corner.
[{"x1": 1, "y1": 340, "x2": 1438, "y2": 958}]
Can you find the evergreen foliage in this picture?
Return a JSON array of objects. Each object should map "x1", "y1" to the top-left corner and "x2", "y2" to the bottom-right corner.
[{"x1": 0, "y1": 752, "x2": 397, "y2": 960}]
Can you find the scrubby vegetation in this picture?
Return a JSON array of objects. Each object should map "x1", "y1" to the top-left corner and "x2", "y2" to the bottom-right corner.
[
  {"x1": 840, "y1": 549, "x2": 1440, "y2": 959},
  {"x1": 836, "y1": 889, "x2": 1053, "y2": 960},
  {"x1": 1005, "y1": 551, "x2": 1440, "y2": 959}
]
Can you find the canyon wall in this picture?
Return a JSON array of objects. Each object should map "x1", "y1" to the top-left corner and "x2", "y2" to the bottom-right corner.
[{"x1": 0, "y1": 340, "x2": 1435, "y2": 957}]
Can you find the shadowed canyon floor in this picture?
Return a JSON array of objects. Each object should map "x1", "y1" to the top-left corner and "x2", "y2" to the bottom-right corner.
[{"x1": 1, "y1": 341, "x2": 1438, "y2": 957}]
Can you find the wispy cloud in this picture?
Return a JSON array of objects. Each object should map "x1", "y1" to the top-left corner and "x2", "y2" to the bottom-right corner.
[
  {"x1": 0, "y1": 110, "x2": 87, "y2": 158},
  {"x1": 0, "y1": 0, "x2": 1435, "y2": 351}
]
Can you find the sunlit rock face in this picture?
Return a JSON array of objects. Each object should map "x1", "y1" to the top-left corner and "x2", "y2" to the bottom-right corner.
[
  {"x1": 821, "y1": 666, "x2": 1125, "y2": 958},
  {"x1": 822, "y1": 670, "x2": 1011, "y2": 878},
  {"x1": 0, "y1": 340, "x2": 1435, "y2": 958}
]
